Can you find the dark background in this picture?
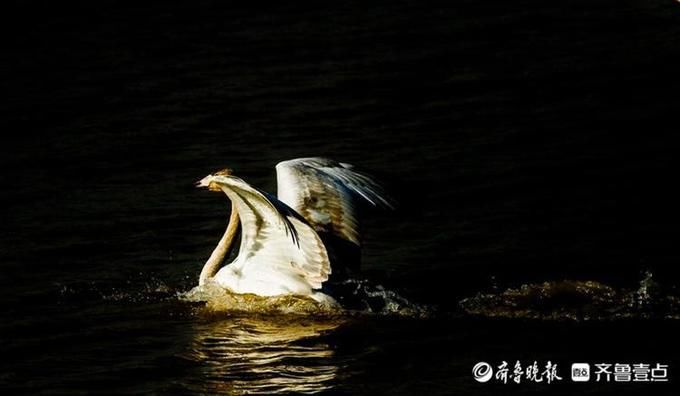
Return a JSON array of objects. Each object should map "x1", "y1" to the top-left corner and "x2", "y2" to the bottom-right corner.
[{"x1": 2, "y1": 0, "x2": 680, "y2": 394}]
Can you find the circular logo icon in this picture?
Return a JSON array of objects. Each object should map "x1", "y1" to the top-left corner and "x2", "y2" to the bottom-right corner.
[{"x1": 473, "y1": 362, "x2": 493, "y2": 383}]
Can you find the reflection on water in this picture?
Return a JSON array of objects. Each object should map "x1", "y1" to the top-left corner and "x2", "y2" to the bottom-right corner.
[
  {"x1": 174, "y1": 280, "x2": 431, "y2": 394},
  {"x1": 181, "y1": 315, "x2": 345, "y2": 395}
]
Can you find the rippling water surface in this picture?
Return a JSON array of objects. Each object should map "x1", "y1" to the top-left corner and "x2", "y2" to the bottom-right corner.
[{"x1": 3, "y1": 0, "x2": 680, "y2": 394}]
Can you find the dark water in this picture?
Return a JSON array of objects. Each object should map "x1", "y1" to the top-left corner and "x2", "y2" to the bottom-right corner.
[{"x1": 3, "y1": 0, "x2": 680, "y2": 394}]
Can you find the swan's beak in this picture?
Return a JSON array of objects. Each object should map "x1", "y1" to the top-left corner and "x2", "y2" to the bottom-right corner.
[
  {"x1": 196, "y1": 176, "x2": 210, "y2": 188},
  {"x1": 196, "y1": 175, "x2": 222, "y2": 192}
]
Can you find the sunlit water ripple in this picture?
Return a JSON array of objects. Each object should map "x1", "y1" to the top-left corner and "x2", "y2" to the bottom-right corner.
[{"x1": 179, "y1": 316, "x2": 343, "y2": 395}]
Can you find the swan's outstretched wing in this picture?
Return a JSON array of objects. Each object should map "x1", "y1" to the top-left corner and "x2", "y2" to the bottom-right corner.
[
  {"x1": 200, "y1": 174, "x2": 331, "y2": 290},
  {"x1": 276, "y1": 157, "x2": 395, "y2": 246}
]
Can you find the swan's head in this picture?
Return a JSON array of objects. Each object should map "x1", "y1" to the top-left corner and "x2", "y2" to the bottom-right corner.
[{"x1": 197, "y1": 168, "x2": 234, "y2": 192}]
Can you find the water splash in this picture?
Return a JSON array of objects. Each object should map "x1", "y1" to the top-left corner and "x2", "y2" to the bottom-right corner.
[
  {"x1": 181, "y1": 282, "x2": 342, "y2": 316},
  {"x1": 53, "y1": 271, "x2": 430, "y2": 318},
  {"x1": 632, "y1": 270, "x2": 661, "y2": 309},
  {"x1": 180, "y1": 278, "x2": 431, "y2": 318},
  {"x1": 460, "y1": 272, "x2": 680, "y2": 321},
  {"x1": 329, "y1": 278, "x2": 432, "y2": 317},
  {"x1": 56, "y1": 276, "x2": 178, "y2": 304}
]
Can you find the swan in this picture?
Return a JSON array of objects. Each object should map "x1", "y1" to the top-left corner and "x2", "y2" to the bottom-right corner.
[{"x1": 196, "y1": 157, "x2": 394, "y2": 306}]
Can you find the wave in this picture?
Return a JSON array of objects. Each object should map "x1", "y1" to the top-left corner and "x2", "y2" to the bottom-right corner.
[
  {"x1": 459, "y1": 271, "x2": 680, "y2": 321},
  {"x1": 178, "y1": 315, "x2": 344, "y2": 395},
  {"x1": 180, "y1": 278, "x2": 432, "y2": 318}
]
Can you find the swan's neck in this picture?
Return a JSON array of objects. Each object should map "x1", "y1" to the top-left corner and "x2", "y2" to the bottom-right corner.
[{"x1": 199, "y1": 202, "x2": 239, "y2": 285}]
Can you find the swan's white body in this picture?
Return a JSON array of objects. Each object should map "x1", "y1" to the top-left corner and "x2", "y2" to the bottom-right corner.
[{"x1": 197, "y1": 158, "x2": 393, "y2": 305}]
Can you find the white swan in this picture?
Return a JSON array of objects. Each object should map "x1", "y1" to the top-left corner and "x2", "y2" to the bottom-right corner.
[{"x1": 196, "y1": 157, "x2": 394, "y2": 306}]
